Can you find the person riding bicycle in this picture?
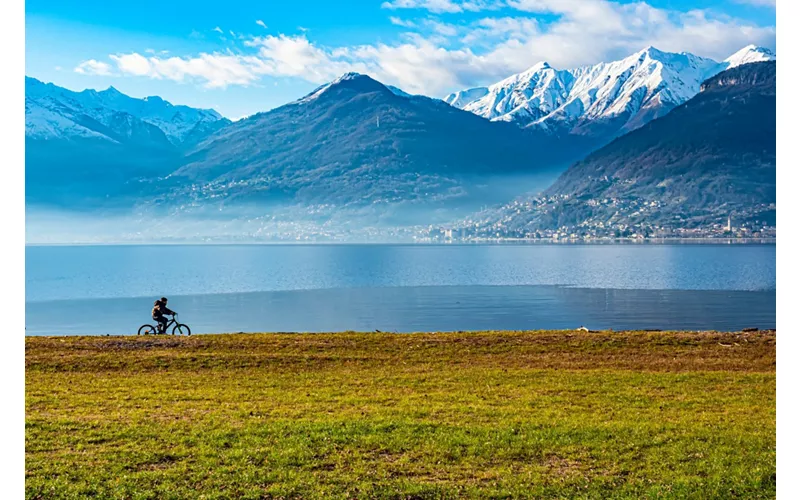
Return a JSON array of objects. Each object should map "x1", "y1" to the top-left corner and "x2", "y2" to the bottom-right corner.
[{"x1": 152, "y1": 297, "x2": 176, "y2": 334}]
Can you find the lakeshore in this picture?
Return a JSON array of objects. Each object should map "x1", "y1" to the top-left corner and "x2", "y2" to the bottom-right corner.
[{"x1": 26, "y1": 330, "x2": 776, "y2": 498}]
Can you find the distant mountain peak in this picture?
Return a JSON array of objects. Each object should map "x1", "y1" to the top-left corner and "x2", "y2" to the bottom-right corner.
[
  {"x1": 332, "y1": 72, "x2": 366, "y2": 82},
  {"x1": 327, "y1": 72, "x2": 386, "y2": 90},
  {"x1": 296, "y1": 72, "x2": 391, "y2": 104},
  {"x1": 724, "y1": 45, "x2": 776, "y2": 69},
  {"x1": 638, "y1": 45, "x2": 662, "y2": 56},
  {"x1": 526, "y1": 61, "x2": 551, "y2": 72}
]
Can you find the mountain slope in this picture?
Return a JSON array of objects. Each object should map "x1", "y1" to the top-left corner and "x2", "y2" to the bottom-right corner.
[
  {"x1": 150, "y1": 73, "x2": 584, "y2": 224},
  {"x1": 461, "y1": 61, "x2": 776, "y2": 236},
  {"x1": 25, "y1": 77, "x2": 229, "y2": 146},
  {"x1": 25, "y1": 78, "x2": 231, "y2": 207},
  {"x1": 444, "y1": 45, "x2": 776, "y2": 144}
]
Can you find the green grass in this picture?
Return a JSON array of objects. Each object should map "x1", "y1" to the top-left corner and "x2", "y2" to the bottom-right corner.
[{"x1": 26, "y1": 330, "x2": 776, "y2": 499}]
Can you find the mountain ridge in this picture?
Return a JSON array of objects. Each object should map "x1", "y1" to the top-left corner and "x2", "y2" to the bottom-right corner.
[
  {"x1": 443, "y1": 45, "x2": 776, "y2": 142},
  {"x1": 134, "y1": 72, "x2": 581, "y2": 227},
  {"x1": 25, "y1": 76, "x2": 229, "y2": 146},
  {"x1": 25, "y1": 49, "x2": 777, "y2": 241},
  {"x1": 455, "y1": 61, "x2": 776, "y2": 239}
]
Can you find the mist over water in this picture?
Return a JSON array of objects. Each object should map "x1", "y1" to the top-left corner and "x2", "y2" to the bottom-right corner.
[{"x1": 24, "y1": 172, "x2": 561, "y2": 245}]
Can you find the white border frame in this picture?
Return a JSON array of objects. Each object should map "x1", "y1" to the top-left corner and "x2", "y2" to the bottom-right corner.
[
  {"x1": 6, "y1": 0, "x2": 794, "y2": 497},
  {"x1": 1, "y1": 0, "x2": 25, "y2": 497}
]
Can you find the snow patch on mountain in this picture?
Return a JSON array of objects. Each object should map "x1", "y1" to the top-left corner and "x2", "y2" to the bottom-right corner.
[
  {"x1": 296, "y1": 73, "x2": 417, "y2": 105},
  {"x1": 25, "y1": 97, "x2": 114, "y2": 141},
  {"x1": 386, "y1": 85, "x2": 413, "y2": 98},
  {"x1": 25, "y1": 77, "x2": 228, "y2": 145},
  {"x1": 724, "y1": 45, "x2": 776, "y2": 69},
  {"x1": 444, "y1": 45, "x2": 776, "y2": 138}
]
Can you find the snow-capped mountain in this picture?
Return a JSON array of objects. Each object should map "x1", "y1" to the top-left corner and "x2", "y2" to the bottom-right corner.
[
  {"x1": 294, "y1": 73, "x2": 418, "y2": 104},
  {"x1": 724, "y1": 45, "x2": 776, "y2": 68},
  {"x1": 25, "y1": 77, "x2": 229, "y2": 146},
  {"x1": 461, "y1": 61, "x2": 776, "y2": 237},
  {"x1": 443, "y1": 45, "x2": 777, "y2": 139}
]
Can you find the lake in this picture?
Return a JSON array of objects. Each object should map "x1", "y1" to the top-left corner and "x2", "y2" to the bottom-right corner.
[{"x1": 25, "y1": 243, "x2": 776, "y2": 335}]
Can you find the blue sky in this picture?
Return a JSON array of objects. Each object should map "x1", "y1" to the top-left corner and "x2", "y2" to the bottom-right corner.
[{"x1": 26, "y1": 0, "x2": 776, "y2": 119}]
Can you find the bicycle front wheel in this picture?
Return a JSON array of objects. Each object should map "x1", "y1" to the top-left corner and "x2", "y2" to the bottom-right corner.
[
  {"x1": 138, "y1": 324, "x2": 156, "y2": 336},
  {"x1": 172, "y1": 324, "x2": 191, "y2": 336}
]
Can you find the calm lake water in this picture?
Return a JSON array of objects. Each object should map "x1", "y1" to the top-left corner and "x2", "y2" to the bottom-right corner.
[{"x1": 25, "y1": 244, "x2": 776, "y2": 335}]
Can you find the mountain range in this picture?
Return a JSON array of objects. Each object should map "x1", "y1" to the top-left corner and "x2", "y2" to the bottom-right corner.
[
  {"x1": 443, "y1": 45, "x2": 775, "y2": 144},
  {"x1": 460, "y1": 61, "x2": 776, "y2": 238},
  {"x1": 25, "y1": 77, "x2": 230, "y2": 146},
  {"x1": 25, "y1": 44, "x2": 777, "y2": 241},
  {"x1": 25, "y1": 77, "x2": 231, "y2": 208},
  {"x1": 146, "y1": 72, "x2": 577, "y2": 224}
]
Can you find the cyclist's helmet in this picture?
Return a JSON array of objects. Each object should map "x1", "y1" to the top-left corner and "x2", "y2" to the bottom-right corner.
[{"x1": 161, "y1": 297, "x2": 168, "y2": 303}]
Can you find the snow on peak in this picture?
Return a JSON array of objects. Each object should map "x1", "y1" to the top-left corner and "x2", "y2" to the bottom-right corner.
[
  {"x1": 295, "y1": 72, "x2": 392, "y2": 104},
  {"x1": 638, "y1": 45, "x2": 662, "y2": 57},
  {"x1": 526, "y1": 61, "x2": 551, "y2": 72},
  {"x1": 26, "y1": 77, "x2": 227, "y2": 143},
  {"x1": 443, "y1": 87, "x2": 490, "y2": 108},
  {"x1": 333, "y1": 72, "x2": 365, "y2": 83},
  {"x1": 443, "y1": 46, "x2": 751, "y2": 137},
  {"x1": 724, "y1": 45, "x2": 776, "y2": 69}
]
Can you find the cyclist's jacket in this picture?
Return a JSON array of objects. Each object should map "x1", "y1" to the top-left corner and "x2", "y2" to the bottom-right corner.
[{"x1": 152, "y1": 301, "x2": 175, "y2": 318}]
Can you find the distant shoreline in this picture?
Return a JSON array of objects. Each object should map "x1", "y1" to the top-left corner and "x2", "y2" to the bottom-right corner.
[
  {"x1": 421, "y1": 237, "x2": 777, "y2": 245},
  {"x1": 24, "y1": 237, "x2": 777, "y2": 246}
]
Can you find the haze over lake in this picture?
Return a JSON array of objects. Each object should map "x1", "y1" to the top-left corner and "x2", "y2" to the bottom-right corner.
[{"x1": 25, "y1": 244, "x2": 775, "y2": 335}]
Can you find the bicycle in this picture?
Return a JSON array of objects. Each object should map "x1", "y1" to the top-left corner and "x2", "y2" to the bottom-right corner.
[{"x1": 138, "y1": 313, "x2": 192, "y2": 336}]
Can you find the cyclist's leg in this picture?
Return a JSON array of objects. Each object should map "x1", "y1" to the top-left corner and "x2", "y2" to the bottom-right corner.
[{"x1": 156, "y1": 316, "x2": 167, "y2": 333}]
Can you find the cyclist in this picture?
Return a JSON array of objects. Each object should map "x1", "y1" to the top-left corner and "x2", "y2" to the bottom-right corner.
[{"x1": 152, "y1": 297, "x2": 176, "y2": 334}]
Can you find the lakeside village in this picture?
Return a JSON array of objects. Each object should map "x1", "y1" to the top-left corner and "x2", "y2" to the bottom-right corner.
[{"x1": 414, "y1": 196, "x2": 777, "y2": 243}]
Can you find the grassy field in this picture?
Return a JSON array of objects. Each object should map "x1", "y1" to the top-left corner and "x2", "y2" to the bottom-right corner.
[{"x1": 26, "y1": 330, "x2": 775, "y2": 499}]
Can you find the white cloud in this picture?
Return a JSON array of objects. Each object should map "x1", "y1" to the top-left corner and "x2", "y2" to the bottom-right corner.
[
  {"x1": 461, "y1": 16, "x2": 539, "y2": 45},
  {"x1": 74, "y1": 59, "x2": 115, "y2": 76},
  {"x1": 472, "y1": 1, "x2": 775, "y2": 68},
  {"x1": 256, "y1": 20, "x2": 267, "y2": 28},
  {"x1": 80, "y1": 0, "x2": 775, "y2": 97},
  {"x1": 381, "y1": 0, "x2": 499, "y2": 14},
  {"x1": 422, "y1": 19, "x2": 460, "y2": 37},
  {"x1": 389, "y1": 16, "x2": 417, "y2": 28},
  {"x1": 108, "y1": 52, "x2": 269, "y2": 88},
  {"x1": 212, "y1": 26, "x2": 223, "y2": 34}
]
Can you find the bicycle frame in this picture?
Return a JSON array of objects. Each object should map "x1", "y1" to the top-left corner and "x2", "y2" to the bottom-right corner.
[{"x1": 156, "y1": 314, "x2": 178, "y2": 333}]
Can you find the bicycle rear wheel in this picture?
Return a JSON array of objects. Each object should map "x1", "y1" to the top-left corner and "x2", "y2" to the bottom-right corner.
[
  {"x1": 138, "y1": 324, "x2": 156, "y2": 336},
  {"x1": 172, "y1": 323, "x2": 191, "y2": 336}
]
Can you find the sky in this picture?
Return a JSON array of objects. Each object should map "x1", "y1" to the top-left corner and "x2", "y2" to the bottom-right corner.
[{"x1": 25, "y1": 0, "x2": 776, "y2": 119}]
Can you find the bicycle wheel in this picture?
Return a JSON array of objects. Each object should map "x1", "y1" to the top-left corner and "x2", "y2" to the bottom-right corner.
[
  {"x1": 138, "y1": 324, "x2": 156, "y2": 336},
  {"x1": 172, "y1": 323, "x2": 191, "y2": 336}
]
